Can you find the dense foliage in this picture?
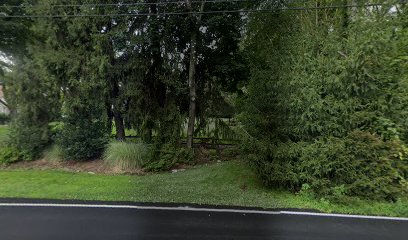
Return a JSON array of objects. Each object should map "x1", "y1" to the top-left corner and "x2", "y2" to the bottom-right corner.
[
  {"x1": 5, "y1": 62, "x2": 58, "y2": 160},
  {"x1": 2, "y1": 0, "x2": 245, "y2": 162},
  {"x1": 144, "y1": 144, "x2": 194, "y2": 171},
  {"x1": 57, "y1": 104, "x2": 109, "y2": 160},
  {"x1": 240, "y1": 1, "x2": 408, "y2": 200},
  {"x1": 0, "y1": 113, "x2": 9, "y2": 124},
  {"x1": 1, "y1": 0, "x2": 407, "y2": 202}
]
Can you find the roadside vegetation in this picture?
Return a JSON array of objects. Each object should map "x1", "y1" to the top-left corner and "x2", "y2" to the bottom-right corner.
[
  {"x1": 0, "y1": 0, "x2": 407, "y2": 217},
  {"x1": 0, "y1": 161, "x2": 407, "y2": 217},
  {"x1": 0, "y1": 124, "x2": 9, "y2": 147},
  {"x1": 42, "y1": 145, "x2": 63, "y2": 163},
  {"x1": 240, "y1": 2, "x2": 408, "y2": 201},
  {"x1": 103, "y1": 142, "x2": 151, "y2": 171}
]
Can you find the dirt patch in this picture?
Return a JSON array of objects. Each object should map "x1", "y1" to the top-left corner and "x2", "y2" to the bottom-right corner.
[{"x1": 2, "y1": 159, "x2": 145, "y2": 175}]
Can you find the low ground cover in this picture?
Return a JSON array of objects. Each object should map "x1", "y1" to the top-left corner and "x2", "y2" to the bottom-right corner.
[{"x1": 0, "y1": 160, "x2": 406, "y2": 217}]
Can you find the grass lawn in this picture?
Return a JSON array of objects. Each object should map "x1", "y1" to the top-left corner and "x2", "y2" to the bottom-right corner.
[{"x1": 0, "y1": 160, "x2": 407, "y2": 217}]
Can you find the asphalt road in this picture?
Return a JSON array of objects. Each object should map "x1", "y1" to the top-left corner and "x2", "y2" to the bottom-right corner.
[{"x1": 0, "y1": 201, "x2": 406, "y2": 240}]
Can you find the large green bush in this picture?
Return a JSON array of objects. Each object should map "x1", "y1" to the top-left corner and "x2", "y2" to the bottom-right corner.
[
  {"x1": 8, "y1": 114, "x2": 52, "y2": 161},
  {"x1": 0, "y1": 146, "x2": 21, "y2": 165},
  {"x1": 57, "y1": 104, "x2": 109, "y2": 161},
  {"x1": 4, "y1": 61, "x2": 59, "y2": 161},
  {"x1": 144, "y1": 144, "x2": 194, "y2": 171},
  {"x1": 247, "y1": 131, "x2": 408, "y2": 201},
  {"x1": 240, "y1": 4, "x2": 408, "y2": 200}
]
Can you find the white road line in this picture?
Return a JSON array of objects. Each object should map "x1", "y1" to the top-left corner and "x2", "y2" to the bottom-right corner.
[
  {"x1": 0, "y1": 203, "x2": 280, "y2": 215},
  {"x1": 0, "y1": 203, "x2": 407, "y2": 221},
  {"x1": 280, "y1": 211, "x2": 408, "y2": 221}
]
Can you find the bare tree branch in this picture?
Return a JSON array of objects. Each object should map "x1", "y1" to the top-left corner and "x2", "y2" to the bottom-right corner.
[{"x1": 0, "y1": 98, "x2": 9, "y2": 109}]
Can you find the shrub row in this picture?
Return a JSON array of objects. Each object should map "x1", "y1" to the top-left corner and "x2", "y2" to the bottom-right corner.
[
  {"x1": 240, "y1": 6, "x2": 408, "y2": 201},
  {"x1": 103, "y1": 142, "x2": 194, "y2": 172},
  {"x1": 246, "y1": 131, "x2": 408, "y2": 201}
]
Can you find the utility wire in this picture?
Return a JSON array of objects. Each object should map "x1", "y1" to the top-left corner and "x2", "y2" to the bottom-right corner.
[
  {"x1": 0, "y1": 0, "x2": 385, "y2": 9},
  {"x1": 1, "y1": 0, "x2": 260, "y2": 8},
  {"x1": 0, "y1": 3, "x2": 387, "y2": 18}
]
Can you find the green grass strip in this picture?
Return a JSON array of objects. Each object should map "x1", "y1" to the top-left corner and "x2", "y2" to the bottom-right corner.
[{"x1": 0, "y1": 161, "x2": 407, "y2": 217}]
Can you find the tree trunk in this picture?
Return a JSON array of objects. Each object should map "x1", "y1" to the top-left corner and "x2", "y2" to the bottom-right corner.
[
  {"x1": 106, "y1": 102, "x2": 113, "y2": 133},
  {"x1": 186, "y1": 32, "x2": 197, "y2": 149},
  {"x1": 110, "y1": 77, "x2": 125, "y2": 141},
  {"x1": 104, "y1": 20, "x2": 126, "y2": 142},
  {"x1": 109, "y1": 78, "x2": 126, "y2": 141},
  {"x1": 113, "y1": 108, "x2": 126, "y2": 141},
  {"x1": 186, "y1": 0, "x2": 205, "y2": 149}
]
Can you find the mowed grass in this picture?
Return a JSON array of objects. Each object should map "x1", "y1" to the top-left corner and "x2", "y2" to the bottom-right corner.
[{"x1": 0, "y1": 160, "x2": 407, "y2": 217}]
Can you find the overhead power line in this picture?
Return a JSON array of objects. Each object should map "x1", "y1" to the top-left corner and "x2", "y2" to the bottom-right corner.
[
  {"x1": 0, "y1": 3, "x2": 387, "y2": 18},
  {"x1": 1, "y1": 0, "x2": 258, "y2": 8}
]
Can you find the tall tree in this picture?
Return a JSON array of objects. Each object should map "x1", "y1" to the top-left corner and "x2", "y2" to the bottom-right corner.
[
  {"x1": 186, "y1": 0, "x2": 205, "y2": 149},
  {"x1": 23, "y1": 0, "x2": 112, "y2": 159},
  {"x1": 4, "y1": 0, "x2": 248, "y2": 161},
  {"x1": 239, "y1": 0, "x2": 408, "y2": 200}
]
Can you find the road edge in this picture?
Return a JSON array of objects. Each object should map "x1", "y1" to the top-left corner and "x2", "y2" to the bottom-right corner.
[{"x1": 0, "y1": 198, "x2": 407, "y2": 221}]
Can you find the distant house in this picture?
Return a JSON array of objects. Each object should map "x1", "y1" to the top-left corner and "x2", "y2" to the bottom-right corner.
[{"x1": 0, "y1": 84, "x2": 9, "y2": 115}]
